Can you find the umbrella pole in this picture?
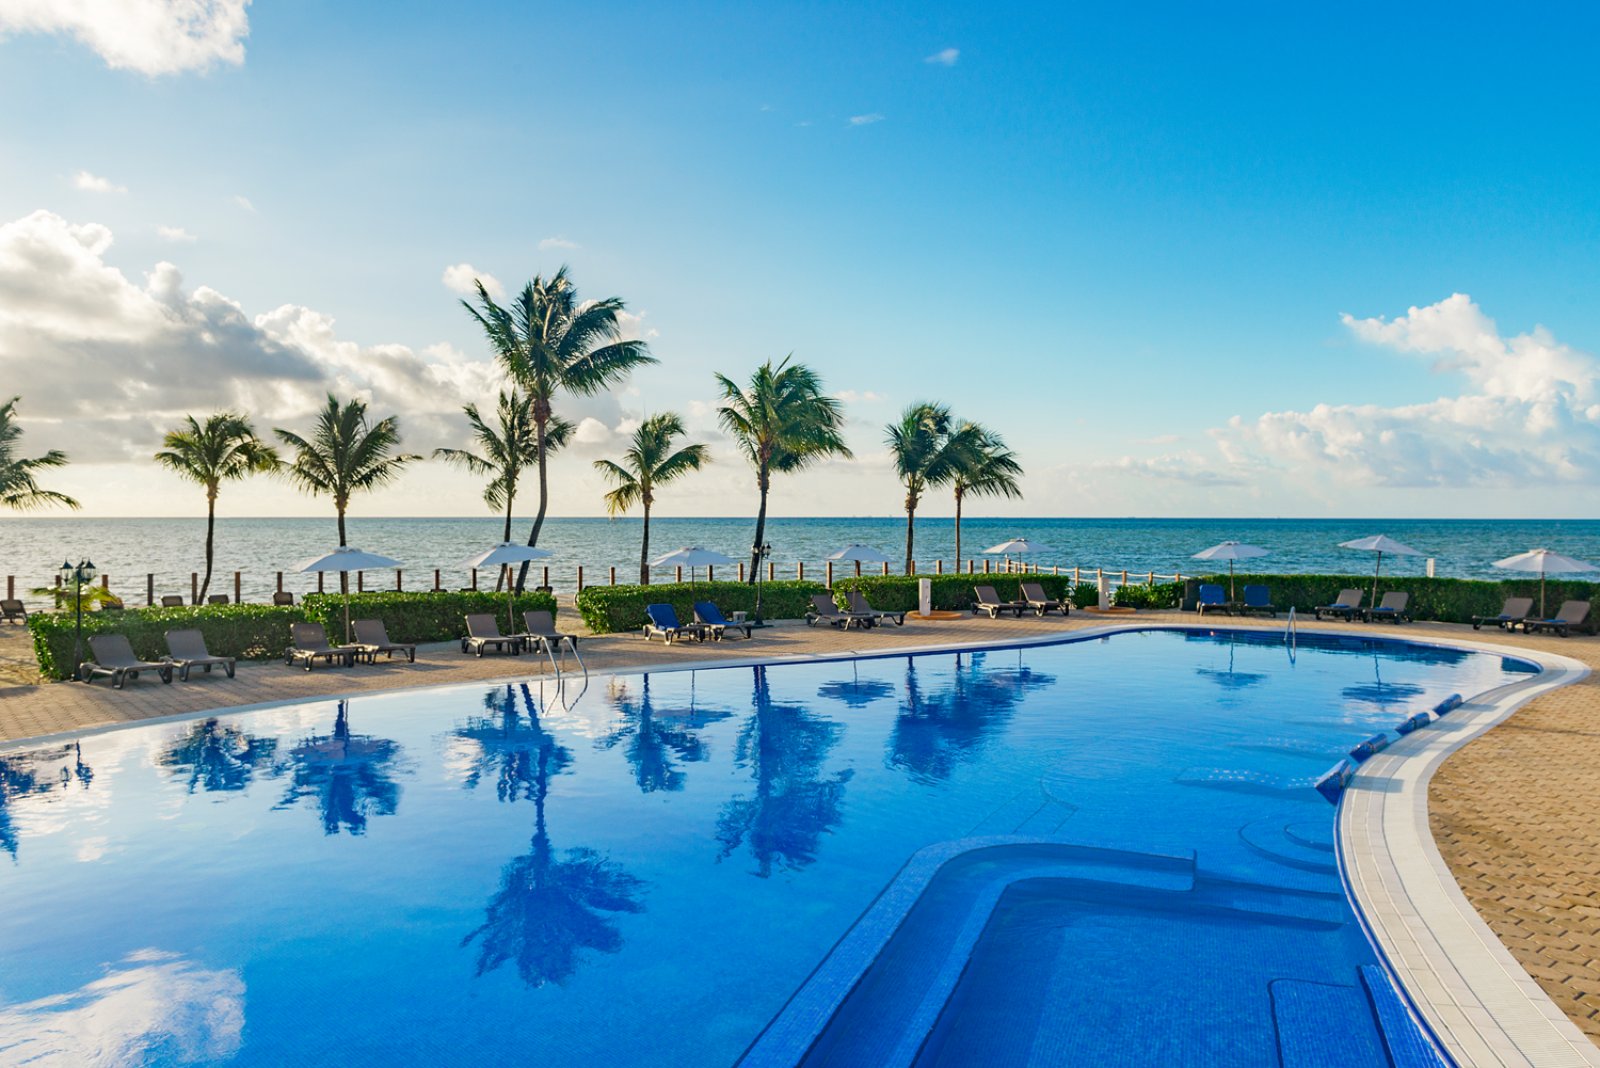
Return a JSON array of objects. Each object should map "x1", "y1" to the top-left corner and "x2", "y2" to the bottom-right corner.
[
  {"x1": 343, "y1": 574, "x2": 351, "y2": 644},
  {"x1": 507, "y1": 565, "x2": 516, "y2": 636},
  {"x1": 1229, "y1": 560, "x2": 1236, "y2": 601},
  {"x1": 1541, "y1": 571, "x2": 1547, "y2": 619},
  {"x1": 1371, "y1": 551, "x2": 1382, "y2": 613}
]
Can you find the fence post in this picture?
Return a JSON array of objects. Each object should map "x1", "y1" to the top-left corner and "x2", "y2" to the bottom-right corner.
[
  {"x1": 1053, "y1": 565, "x2": 1059, "y2": 576},
  {"x1": 577, "y1": 566, "x2": 584, "y2": 593},
  {"x1": 855, "y1": 560, "x2": 863, "y2": 577},
  {"x1": 826, "y1": 561, "x2": 834, "y2": 588},
  {"x1": 738, "y1": 563, "x2": 746, "y2": 582},
  {"x1": 235, "y1": 572, "x2": 242, "y2": 603},
  {"x1": 676, "y1": 566, "x2": 683, "y2": 583},
  {"x1": 1148, "y1": 571, "x2": 1154, "y2": 585},
  {"x1": 5, "y1": 576, "x2": 11, "y2": 599},
  {"x1": 936, "y1": 559, "x2": 943, "y2": 575},
  {"x1": 276, "y1": 571, "x2": 284, "y2": 593},
  {"x1": 708, "y1": 565, "x2": 715, "y2": 582},
  {"x1": 881, "y1": 561, "x2": 889, "y2": 577},
  {"x1": 798, "y1": 561, "x2": 804, "y2": 581},
  {"x1": 191, "y1": 572, "x2": 198, "y2": 604},
  {"x1": 1074, "y1": 566, "x2": 1080, "y2": 583},
  {"x1": 471, "y1": 568, "x2": 478, "y2": 591},
  {"x1": 433, "y1": 569, "x2": 441, "y2": 591},
  {"x1": 1121, "y1": 569, "x2": 1128, "y2": 586},
  {"x1": 610, "y1": 566, "x2": 616, "y2": 585},
  {"x1": 984, "y1": 559, "x2": 991, "y2": 574},
  {"x1": 318, "y1": 572, "x2": 325, "y2": 593},
  {"x1": 396, "y1": 569, "x2": 403, "y2": 591},
  {"x1": 542, "y1": 566, "x2": 550, "y2": 590},
  {"x1": 770, "y1": 562, "x2": 776, "y2": 582}
]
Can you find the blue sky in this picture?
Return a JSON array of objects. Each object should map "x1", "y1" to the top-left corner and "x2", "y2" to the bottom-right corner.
[{"x1": 2, "y1": 1, "x2": 1598, "y2": 519}]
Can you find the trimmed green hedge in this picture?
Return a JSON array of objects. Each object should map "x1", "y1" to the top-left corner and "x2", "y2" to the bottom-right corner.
[
  {"x1": 1114, "y1": 581, "x2": 1183, "y2": 609},
  {"x1": 575, "y1": 580, "x2": 827, "y2": 634},
  {"x1": 301, "y1": 590, "x2": 557, "y2": 644},
  {"x1": 30, "y1": 603, "x2": 308, "y2": 680},
  {"x1": 1201, "y1": 573, "x2": 1600, "y2": 631},
  {"x1": 830, "y1": 574, "x2": 1081, "y2": 613}
]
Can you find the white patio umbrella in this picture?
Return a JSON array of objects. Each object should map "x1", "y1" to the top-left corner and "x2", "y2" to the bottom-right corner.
[
  {"x1": 461, "y1": 542, "x2": 554, "y2": 633},
  {"x1": 651, "y1": 547, "x2": 737, "y2": 586},
  {"x1": 1191, "y1": 541, "x2": 1268, "y2": 600},
  {"x1": 1339, "y1": 534, "x2": 1424, "y2": 609},
  {"x1": 1492, "y1": 548, "x2": 1597, "y2": 618},
  {"x1": 295, "y1": 546, "x2": 403, "y2": 642},
  {"x1": 826, "y1": 543, "x2": 893, "y2": 577},
  {"x1": 984, "y1": 538, "x2": 1055, "y2": 575}
]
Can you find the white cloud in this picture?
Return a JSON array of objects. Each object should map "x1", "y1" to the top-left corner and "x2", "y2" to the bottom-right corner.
[
  {"x1": 0, "y1": 0, "x2": 249, "y2": 75},
  {"x1": 614, "y1": 309, "x2": 658, "y2": 341},
  {"x1": 156, "y1": 225, "x2": 195, "y2": 243},
  {"x1": 72, "y1": 170, "x2": 125, "y2": 194},
  {"x1": 924, "y1": 47, "x2": 959, "y2": 66},
  {"x1": 538, "y1": 236, "x2": 579, "y2": 251},
  {"x1": 441, "y1": 263, "x2": 503, "y2": 299},
  {"x1": 848, "y1": 113, "x2": 885, "y2": 126},
  {"x1": 834, "y1": 389, "x2": 884, "y2": 403},
  {"x1": 231, "y1": 194, "x2": 254, "y2": 212}
]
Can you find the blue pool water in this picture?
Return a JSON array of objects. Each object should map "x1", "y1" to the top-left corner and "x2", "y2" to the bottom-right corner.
[{"x1": 0, "y1": 630, "x2": 1535, "y2": 1066}]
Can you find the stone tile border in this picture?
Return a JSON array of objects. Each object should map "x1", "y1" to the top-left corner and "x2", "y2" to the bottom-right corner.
[{"x1": 1338, "y1": 635, "x2": 1600, "y2": 1067}]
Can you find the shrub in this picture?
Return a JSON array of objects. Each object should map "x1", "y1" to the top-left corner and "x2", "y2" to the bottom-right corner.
[
  {"x1": 1202, "y1": 573, "x2": 1600, "y2": 631},
  {"x1": 1070, "y1": 582, "x2": 1100, "y2": 609},
  {"x1": 830, "y1": 574, "x2": 1079, "y2": 613},
  {"x1": 301, "y1": 590, "x2": 558, "y2": 644},
  {"x1": 29, "y1": 603, "x2": 307, "y2": 680},
  {"x1": 575, "y1": 580, "x2": 826, "y2": 635},
  {"x1": 1113, "y1": 581, "x2": 1183, "y2": 609}
]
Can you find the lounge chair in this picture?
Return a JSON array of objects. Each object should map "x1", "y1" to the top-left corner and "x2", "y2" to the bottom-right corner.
[
  {"x1": 1365, "y1": 591, "x2": 1410, "y2": 624},
  {"x1": 972, "y1": 585, "x2": 1025, "y2": 619},
  {"x1": 1, "y1": 598, "x2": 25, "y2": 624},
  {"x1": 694, "y1": 601, "x2": 753, "y2": 640},
  {"x1": 643, "y1": 604, "x2": 704, "y2": 644},
  {"x1": 1472, "y1": 597, "x2": 1533, "y2": 631},
  {"x1": 165, "y1": 628, "x2": 237, "y2": 681},
  {"x1": 805, "y1": 593, "x2": 871, "y2": 629},
  {"x1": 206, "y1": 594, "x2": 229, "y2": 605},
  {"x1": 1238, "y1": 585, "x2": 1276, "y2": 617},
  {"x1": 1020, "y1": 582, "x2": 1068, "y2": 616},
  {"x1": 1523, "y1": 600, "x2": 1591, "y2": 638},
  {"x1": 353, "y1": 618, "x2": 416, "y2": 663},
  {"x1": 273, "y1": 591, "x2": 295, "y2": 606},
  {"x1": 461, "y1": 613, "x2": 523, "y2": 656},
  {"x1": 161, "y1": 595, "x2": 185, "y2": 608},
  {"x1": 849, "y1": 590, "x2": 906, "y2": 626},
  {"x1": 286, "y1": 622, "x2": 359, "y2": 670},
  {"x1": 1196, "y1": 584, "x2": 1233, "y2": 616},
  {"x1": 1314, "y1": 589, "x2": 1364, "y2": 621},
  {"x1": 82, "y1": 634, "x2": 173, "y2": 688},
  {"x1": 521, "y1": 610, "x2": 581, "y2": 659}
]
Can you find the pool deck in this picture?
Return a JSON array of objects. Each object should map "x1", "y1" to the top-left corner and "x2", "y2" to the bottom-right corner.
[{"x1": 2, "y1": 609, "x2": 1598, "y2": 1065}]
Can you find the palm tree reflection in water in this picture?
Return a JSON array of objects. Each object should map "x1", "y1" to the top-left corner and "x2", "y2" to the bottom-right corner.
[
  {"x1": 461, "y1": 683, "x2": 646, "y2": 988},
  {"x1": 597, "y1": 675, "x2": 733, "y2": 794},
  {"x1": 887, "y1": 653, "x2": 1055, "y2": 785},
  {"x1": 277, "y1": 701, "x2": 404, "y2": 835},
  {"x1": 0, "y1": 744, "x2": 92, "y2": 860},
  {"x1": 159, "y1": 718, "x2": 280, "y2": 794},
  {"x1": 717, "y1": 666, "x2": 853, "y2": 878}
]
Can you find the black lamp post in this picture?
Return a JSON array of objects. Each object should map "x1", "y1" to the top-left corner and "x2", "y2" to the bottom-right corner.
[
  {"x1": 58, "y1": 558, "x2": 96, "y2": 680},
  {"x1": 750, "y1": 542, "x2": 772, "y2": 627}
]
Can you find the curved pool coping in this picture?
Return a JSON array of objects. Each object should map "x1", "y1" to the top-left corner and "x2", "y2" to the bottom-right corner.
[{"x1": 2, "y1": 621, "x2": 1592, "y2": 1067}]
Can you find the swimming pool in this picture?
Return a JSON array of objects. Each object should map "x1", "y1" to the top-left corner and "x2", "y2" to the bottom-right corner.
[{"x1": 0, "y1": 628, "x2": 1536, "y2": 1066}]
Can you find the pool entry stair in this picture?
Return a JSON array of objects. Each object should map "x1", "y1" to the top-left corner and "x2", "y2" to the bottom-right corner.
[{"x1": 736, "y1": 836, "x2": 1449, "y2": 1068}]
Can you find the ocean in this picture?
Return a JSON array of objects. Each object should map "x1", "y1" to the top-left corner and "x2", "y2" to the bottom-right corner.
[{"x1": 3, "y1": 516, "x2": 1597, "y2": 608}]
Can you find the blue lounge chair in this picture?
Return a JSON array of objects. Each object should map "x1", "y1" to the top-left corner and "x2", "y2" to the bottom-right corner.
[
  {"x1": 1365, "y1": 591, "x2": 1410, "y2": 624},
  {"x1": 1314, "y1": 589, "x2": 1363, "y2": 621},
  {"x1": 1196, "y1": 584, "x2": 1232, "y2": 616},
  {"x1": 1239, "y1": 584, "x2": 1276, "y2": 617},
  {"x1": 694, "y1": 601, "x2": 753, "y2": 640},
  {"x1": 1523, "y1": 600, "x2": 1590, "y2": 638},
  {"x1": 1472, "y1": 597, "x2": 1532, "y2": 631},
  {"x1": 643, "y1": 604, "x2": 705, "y2": 644}
]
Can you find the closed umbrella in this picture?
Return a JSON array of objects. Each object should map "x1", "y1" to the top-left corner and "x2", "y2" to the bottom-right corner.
[
  {"x1": 461, "y1": 542, "x2": 554, "y2": 634},
  {"x1": 1191, "y1": 541, "x2": 1268, "y2": 600},
  {"x1": 650, "y1": 547, "x2": 737, "y2": 586},
  {"x1": 1338, "y1": 535, "x2": 1424, "y2": 610},
  {"x1": 826, "y1": 543, "x2": 893, "y2": 577},
  {"x1": 983, "y1": 538, "x2": 1054, "y2": 576},
  {"x1": 1492, "y1": 548, "x2": 1597, "y2": 618},
  {"x1": 295, "y1": 546, "x2": 404, "y2": 643}
]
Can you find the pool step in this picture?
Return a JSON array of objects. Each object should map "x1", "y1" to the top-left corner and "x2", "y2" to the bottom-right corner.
[
  {"x1": 1175, "y1": 766, "x2": 1323, "y2": 801},
  {"x1": 1359, "y1": 966, "x2": 1449, "y2": 1068},
  {"x1": 1192, "y1": 877, "x2": 1348, "y2": 928},
  {"x1": 1271, "y1": 979, "x2": 1392, "y2": 1068},
  {"x1": 1239, "y1": 817, "x2": 1339, "y2": 874},
  {"x1": 1232, "y1": 737, "x2": 1348, "y2": 761}
]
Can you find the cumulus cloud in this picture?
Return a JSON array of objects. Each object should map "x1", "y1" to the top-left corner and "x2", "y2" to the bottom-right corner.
[
  {"x1": 156, "y1": 225, "x2": 195, "y2": 243},
  {"x1": 231, "y1": 194, "x2": 254, "y2": 212},
  {"x1": 0, "y1": 0, "x2": 250, "y2": 75},
  {"x1": 72, "y1": 170, "x2": 125, "y2": 194},
  {"x1": 537, "y1": 236, "x2": 579, "y2": 251},
  {"x1": 834, "y1": 389, "x2": 884, "y2": 403},
  {"x1": 924, "y1": 47, "x2": 959, "y2": 66},
  {"x1": 441, "y1": 263, "x2": 503, "y2": 299},
  {"x1": 848, "y1": 113, "x2": 885, "y2": 126}
]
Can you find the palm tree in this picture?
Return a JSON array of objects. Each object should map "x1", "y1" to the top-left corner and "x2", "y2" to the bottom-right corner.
[
  {"x1": 950, "y1": 423, "x2": 1023, "y2": 568},
  {"x1": 463, "y1": 268, "x2": 656, "y2": 590},
  {"x1": 274, "y1": 395, "x2": 421, "y2": 591},
  {"x1": 434, "y1": 391, "x2": 574, "y2": 544},
  {"x1": 715, "y1": 358, "x2": 852, "y2": 582},
  {"x1": 154, "y1": 412, "x2": 279, "y2": 602},
  {"x1": 885, "y1": 403, "x2": 975, "y2": 574},
  {"x1": 0, "y1": 396, "x2": 78, "y2": 511},
  {"x1": 593, "y1": 413, "x2": 710, "y2": 583}
]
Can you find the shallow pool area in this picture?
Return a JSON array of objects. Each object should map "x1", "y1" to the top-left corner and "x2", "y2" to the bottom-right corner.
[{"x1": 0, "y1": 629, "x2": 1538, "y2": 1066}]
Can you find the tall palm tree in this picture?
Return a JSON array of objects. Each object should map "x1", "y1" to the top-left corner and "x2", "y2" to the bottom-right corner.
[
  {"x1": 434, "y1": 391, "x2": 574, "y2": 544},
  {"x1": 154, "y1": 412, "x2": 279, "y2": 602},
  {"x1": 715, "y1": 358, "x2": 852, "y2": 582},
  {"x1": 950, "y1": 423, "x2": 1023, "y2": 568},
  {"x1": 885, "y1": 403, "x2": 976, "y2": 574},
  {"x1": 0, "y1": 396, "x2": 78, "y2": 511},
  {"x1": 593, "y1": 413, "x2": 710, "y2": 583},
  {"x1": 463, "y1": 268, "x2": 656, "y2": 590},
  {"x1": 274, "y1": 395, "x2": 421, "y2": 591}
]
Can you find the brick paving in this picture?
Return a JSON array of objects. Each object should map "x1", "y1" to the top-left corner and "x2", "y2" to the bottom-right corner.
[{"x1": 2, "y1": 606, "x2": 1599, "y2": 1047}]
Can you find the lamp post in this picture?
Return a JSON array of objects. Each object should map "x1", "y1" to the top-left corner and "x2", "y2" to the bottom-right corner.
[
  {"x1": 750, "y1": 542, "x2": 772, "y2": 627},
  {"x1": 58, "y1": 558, "x2": 96, "y2": 681}
]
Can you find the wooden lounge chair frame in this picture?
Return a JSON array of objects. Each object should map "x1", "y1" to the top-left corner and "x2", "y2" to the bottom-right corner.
[
  {"x1": 694, "y1": 601, "x2": 754, "y2": 640},
  {"x1": 1472, "y1": 597, "x2": 1533, "y2": 631},
  {"x1": 83, "y1": 634, "x2": 173, "y2": 688},
  {"x1": 972, "y1": 585, "x2": 1025, "y2": 619},
  {"x1": 1020, "y1": 582, "x2": 1068, "y2": 616},
  {"x1": 164, "y1": 628, "x2": 237, "y2": 681},
  {"x1": 353, "y1": 618, "x2": 416, "y2": 663},
  {"x1": 286, "y1": 622, "x2": 359, "y2": 670},
  {"x1": 462, "y1": 613, "x2": 523, "y2": 656}
]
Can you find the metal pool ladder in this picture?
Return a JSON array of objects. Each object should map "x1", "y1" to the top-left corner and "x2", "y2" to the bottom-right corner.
[{"x1": 1284, "y1": 606, "x2": 1298, "y2": 661}]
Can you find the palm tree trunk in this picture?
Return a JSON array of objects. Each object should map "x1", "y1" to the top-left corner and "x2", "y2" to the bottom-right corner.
[
  {"x1": 953, "y1": 487, "x2": 964, "y2": 572},
  {"x1": 640, "y1": 501, "x2": 651, "y2": 584},
  {"x1": 519, "y1": 412, "x2": 551, "y2": 593},
  {"x1": 199, "y1": 493, "x2": 217, "y2": 603},
  {"x1": 747, "y1": 468, "x2": 769, "y2": 584},
  {"x1": 904, "y1": 497, "x2": 917, "y2": 576},
  {"x1": 337, "y1": 507, "x2": 349, "y2": 595}
]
